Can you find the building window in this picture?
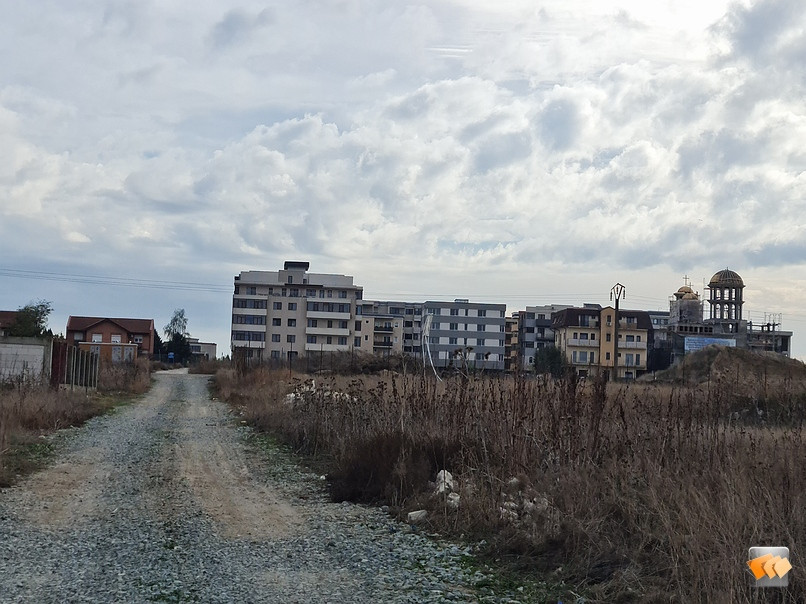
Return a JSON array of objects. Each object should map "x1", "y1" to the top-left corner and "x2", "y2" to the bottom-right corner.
[
  {"x1": 449, "y1": 323, "x2": 458, "y2": 330},
  {"x1": 339, "y1": 320, "x2": 348, "y2": 329},
  {"x1": 326, "y1": 336, "x2": 332, "y2": 344},
  {"x1": 606, "y1": 333, "x2": 612, "y2": 342},
  {"x1": 478, "y1": 309, "x2": 486, "y2": 317},
  {"x1": 92, "y1": 334, "x2": 102, "y2": 343},
  {"x1": 450, "y1": 308, "x2": 459, "y2": 316},
  {"x1": 338, "y1": 337, "x2": 347, "y2": 346},
  {"x1": 287, "y1": 335, "x2": 295, "y2": 343},
  {"x1": 247, "y1": 287, "x2": 257, "y2": 295},
  {"x1": 273, "y1": 302, "x2": 282, "y2": 310},
  {"x1": 308, "y1": 319, "x2": 318, "y2": 327},
  {"x1": 626, "y1": 335, "x2": 635, "y2": 342},
  {"x1": 287, "y1": 276, "x2": 293, "y2": 284},
  {"x1": 354, "y1": 337, "x2": 361, "y2": 347},
  {"x1": 111, "y1": 334, "x2": 122, "y2": 343},
  {"x1": 270, "y1": 350, "x2": 280, "y2": 359},
  {"x1": 272, "y1": 318, "x2": 281, "y2": 326},
  {"x1": 606, "y1": 352, "x2": 610, "y2": 360},
  {"x1": 272, "y1": 334, "x2": 280, "y2": 342},
  {"x1": 133, "y1": 335, "x2": 143, "y2": 344},
  {"x1": 287, "y1": 319, "x2": 296, "y2": 327},
  {"x1": 339, "y1": 290, "x2": 347, "y2": 298},
  {"x1": 307, "y1": 335, "x2": 317, "y2": 344},
  {"x1": 288, "y1": 303, "x2": 297, "y2": 311}
]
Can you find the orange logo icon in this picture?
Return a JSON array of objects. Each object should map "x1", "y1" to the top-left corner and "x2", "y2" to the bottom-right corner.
[{"x1": 747, "y1": 547, "x2": 791, "y2": 587}]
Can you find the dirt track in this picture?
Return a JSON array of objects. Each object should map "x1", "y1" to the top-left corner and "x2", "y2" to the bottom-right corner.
[{"x1": 0, "y1": 370, "x2": 493, "y2": 603}]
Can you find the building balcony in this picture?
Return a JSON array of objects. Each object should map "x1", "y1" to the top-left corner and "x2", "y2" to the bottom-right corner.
[
  {"x1": 307, "y1": 311, "x2": 351, "y2": 320},
  {"x1": 374, "y1": 326, "x2": 394, "y2": 333},
  {"x1": 304, "y1": 343, "x2": 348, "y2": 353},
  {"x1": 618, "y1": 341, "x2": 646, "y2": 349},
  {"x1": 305, "y1": 327, "x2": 350, "y2": 337},
  {"x1": 373, "y1": 340, "x2": 393, "y2": 348},
  {"x1": 568, "y1": 338, "x2": 598, "y2": 347}
]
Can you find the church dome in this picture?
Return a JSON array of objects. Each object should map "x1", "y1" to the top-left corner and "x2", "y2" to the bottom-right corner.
[{"x1": 709, "y1": 269, "x2": 744, "y2": 288}]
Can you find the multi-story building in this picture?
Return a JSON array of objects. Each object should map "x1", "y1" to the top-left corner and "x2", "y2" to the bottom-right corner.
[
  {"x1": 553, "y1": 305, "x2": 652, "y2": 379},
  {"x1": 355, "y1": 300, "x2": 415, "y2": 356},
  {"x1": 504, "y1": 315, "x2": 519, "y2": 372},
  {"x1": 516, "y1": 304, "x2": 572, "y2": 370},
  {"x1": 423, "y1": 299, "x2": 507, "y2": 371},
  {"x1": 231, "y1": 261, "x2": 363, "y2": 362}
]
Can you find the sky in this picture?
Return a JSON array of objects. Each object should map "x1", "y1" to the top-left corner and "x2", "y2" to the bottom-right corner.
[{"x1": 2, "y1": 0, "x2": 806, "y2": 359}]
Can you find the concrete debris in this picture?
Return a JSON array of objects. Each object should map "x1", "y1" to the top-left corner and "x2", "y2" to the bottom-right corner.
[{"x1": 407, "y1": 509, "x2": 428, "y2": 524}]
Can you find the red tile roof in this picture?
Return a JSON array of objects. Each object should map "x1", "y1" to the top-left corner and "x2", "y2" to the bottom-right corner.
[
  {"x1": 0, "y1": 311, "x2": 19, "y2": 329},
  {"x1": 66, "y1": 316, "x2": 154, "y2": 334}
]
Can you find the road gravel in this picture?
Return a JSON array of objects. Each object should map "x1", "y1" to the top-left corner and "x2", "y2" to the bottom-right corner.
[{"x1": 0, "y1": 370, "x2": 518, "y2": 603}]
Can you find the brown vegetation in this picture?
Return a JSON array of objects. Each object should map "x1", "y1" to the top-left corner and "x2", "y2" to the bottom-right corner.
[
  {"x1": 0, "y1": 358, "x2": 151, "y2": 487},
  {"x1": 218, "y1": 352, "x2": 806, "y2": 602}
]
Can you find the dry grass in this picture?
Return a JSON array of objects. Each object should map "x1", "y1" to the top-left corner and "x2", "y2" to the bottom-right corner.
[
  {"x1": 217, "y1": 362, "x2": 806, "y2": 602},
  {"x1": 0, "y1": 358, "x2": 151, "y2": 486}
]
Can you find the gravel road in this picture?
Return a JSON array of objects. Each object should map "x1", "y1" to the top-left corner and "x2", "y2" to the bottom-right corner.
[{"x1": 0, "y1": 370, "x2": 517, "y2": 603}]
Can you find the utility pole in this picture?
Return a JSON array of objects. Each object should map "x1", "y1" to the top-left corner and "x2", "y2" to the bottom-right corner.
[{"x1": 610, "y1": 283, "x2": 626, "y2": 381}]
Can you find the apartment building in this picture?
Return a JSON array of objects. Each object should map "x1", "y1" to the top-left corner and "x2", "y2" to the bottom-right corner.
[
  {"x1": 231, "y1": 261, "x2": 363, "y2": 361},
  {"x1": 517, "y1": 304, "x2": 572, "y2": 370},
  {"x1": 553, "y1": 305, "x2": 653, "y2": 379},
  {"x1": 504, "y1": 315, "x2": 519, "y2": 372},
  {"x1": 423, "y1": 299, "x2": 507, "y2": 371},
  {"x1": 355, "y1": 300, "x2": 402, "y2": 356}
]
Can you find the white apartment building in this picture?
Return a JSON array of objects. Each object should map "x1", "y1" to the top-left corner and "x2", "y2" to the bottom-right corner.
[
  {"x1": 423, "y1": 299, "x2": 507, "y2": 371},
  {"x1": 231, "y1": 261, "x2": 363, "y2": 362}
]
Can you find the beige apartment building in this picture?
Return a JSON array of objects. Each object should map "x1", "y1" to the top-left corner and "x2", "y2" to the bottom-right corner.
[
  {"x1": 231, "y1": 261, "x2": 364, "y2": 362},
  {"x1": 553, "y1": 305, "x2": 652, "y2": 379}
]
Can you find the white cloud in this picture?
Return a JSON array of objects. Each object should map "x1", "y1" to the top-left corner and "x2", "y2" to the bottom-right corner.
[{"x1": 4, "y1": 0, "x2": 806, "y2": 357}]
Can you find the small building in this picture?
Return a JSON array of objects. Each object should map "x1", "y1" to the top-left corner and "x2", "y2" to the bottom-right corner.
[
  {"x1": 66, "y1": 316, "x2": 155, "y2": 357},
  {"x1": 188, "y1": 337, "x2": 217, "y2": 361}
]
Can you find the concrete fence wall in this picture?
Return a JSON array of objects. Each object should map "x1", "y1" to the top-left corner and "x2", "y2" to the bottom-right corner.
[{"x1": 0, "y1": 337, "x2": 53, "y2": 381}]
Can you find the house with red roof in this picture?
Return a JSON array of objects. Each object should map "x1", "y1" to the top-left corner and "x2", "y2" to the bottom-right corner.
[
  {"x1": 0, "y1": 311, "x2": 19, "y2": 337},
  {"x1": 66, "y1": 316, "x2": 155, "y2": 357}
]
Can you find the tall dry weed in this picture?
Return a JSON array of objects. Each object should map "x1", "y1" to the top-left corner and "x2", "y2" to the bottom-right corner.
[{"x1": 221, "y1": 366, "x2": 806, "y2": 601}]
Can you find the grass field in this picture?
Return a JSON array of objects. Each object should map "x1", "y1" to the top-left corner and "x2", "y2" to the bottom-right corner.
[{"x1": 218, "y1": 350, "x2": 806, "y2": 602}]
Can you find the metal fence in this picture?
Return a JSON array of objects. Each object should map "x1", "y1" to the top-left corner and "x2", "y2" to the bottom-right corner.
[{"x1": 51, "y1": 341, "x2": 99, "y2": 390}]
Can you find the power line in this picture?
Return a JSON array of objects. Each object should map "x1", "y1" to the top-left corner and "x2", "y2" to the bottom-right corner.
[{"x1": 0, "y1": 268, "x2": 232, "y2": 293}]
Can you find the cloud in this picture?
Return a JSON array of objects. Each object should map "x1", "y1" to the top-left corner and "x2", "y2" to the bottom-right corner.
[{"x1": 208, "y1": 8, "x2": 274, "y2": 49}]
